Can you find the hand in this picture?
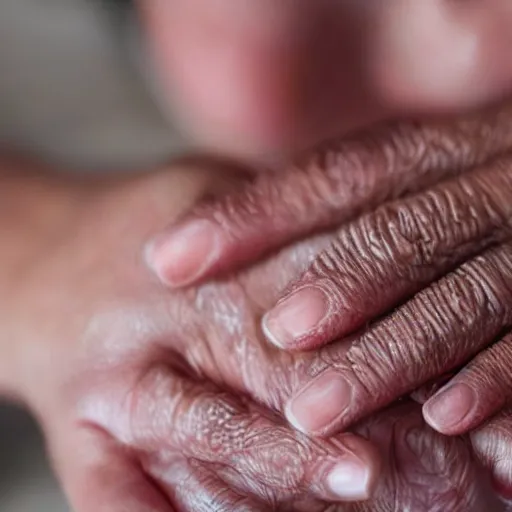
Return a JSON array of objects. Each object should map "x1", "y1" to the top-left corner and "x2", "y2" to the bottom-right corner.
[
  {"x1": 3, "y1": 163, "x2": 382, "y2": 511},
  {"x1": 144, "y1": 102, "x2": 512, "y2": 496},
  {"x1": 3, "y1": 162, "x2": 500, "y2": 510}
]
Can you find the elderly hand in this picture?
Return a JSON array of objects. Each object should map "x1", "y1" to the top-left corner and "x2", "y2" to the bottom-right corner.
[
  {"x1": 1, "y1": 164, "x2": 375, "y2": 511},
  {"x1": 2, "y1": 160, "x2": 504, "y2": 511},
  {"x1": 145, "y1": 102, "x2": 512, "y2": 498}
]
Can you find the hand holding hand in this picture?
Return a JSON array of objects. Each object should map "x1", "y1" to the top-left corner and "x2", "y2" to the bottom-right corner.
[
  {"x1": 145, "y1": 103, "x2": 512, "y2": 498},
  {"x1": 3, "y1": 161, "x2": 501, "y2": 510}
]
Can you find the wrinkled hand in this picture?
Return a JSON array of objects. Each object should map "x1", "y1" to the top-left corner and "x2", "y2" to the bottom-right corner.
[
  {"x1": 145, "y1": 101, "x2": 512, "y2": 497},
  {"x1": 8, "y1": 166, "x2": 375, "y2": 511},
  {"x1": 6, "y1": 164, "x2": 502, "y2": 511}
]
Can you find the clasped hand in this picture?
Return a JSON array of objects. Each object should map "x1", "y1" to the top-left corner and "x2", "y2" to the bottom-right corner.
[{"x1": 9, "y1": 102, "x2": 512, "y2": 511}]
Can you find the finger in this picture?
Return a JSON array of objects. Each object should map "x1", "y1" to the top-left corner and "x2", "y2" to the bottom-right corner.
[
  {"x1": 423, "y1": 331, "x2": 512, "y2": 436},
  {"x1": 145, "y1": 104, "x2": 512, "y2": 288},
  {"x1": 471, "y1": 408, "x2": 512, "y2": 502},
  {"x1": 126, "y1": 366, "x2": 381, "y2": 504},
  {"x1": 353, "y1": 402, "x2": 498, "y2": 512},
  {"x1": 50, "y1": 426, "x2": 175, "y2": 512},
  {"x1": 262, "y1": 158, "x2": 512, "y2": 350},
  {"x1": 410, "y1": 372, "x2": 456, "y2": 405},
  {"x1": 283, "y1": 242, "x2": 512, "y2": 436},
  {"x1": 156, "y1": 463, "x2": 267, "y2": 512}
]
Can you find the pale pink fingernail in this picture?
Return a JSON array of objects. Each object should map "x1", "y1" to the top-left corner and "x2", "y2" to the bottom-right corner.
[
  {"x1": 145, "y1": 220, "x2": 221, "y2": 288},
  {"x1": 286, "y1": 371, "x2": 352, "y2": 434},
  {"x1": 327, "y1": 458, "x2": 372, "y2": 501},
  {"x1": 262, "y1": 286, "x2": 329, "y2": 348},
  {"x1": 423, "y1": 383, "x2": 476, "y2": 433}
]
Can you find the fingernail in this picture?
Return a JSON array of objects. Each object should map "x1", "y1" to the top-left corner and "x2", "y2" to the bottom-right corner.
[
  {"x1": 145, "y1": 220, "x2": 221, "y2": 288},
  {"x1": 423, "y1": 383, "x2": 476, "y2": 433},
  {"x1": 262, "y1": 286, "x2": 329, "y2": 348},
  {"x1": 286, "y1": 371, "x2": 352, "y2": 434},
  {"x1": 327, "y1": 458, "x2": 371, "y2": 501}
]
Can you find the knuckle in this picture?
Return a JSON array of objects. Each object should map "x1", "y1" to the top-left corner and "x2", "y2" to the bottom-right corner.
[
  {"x1": 225, "y1": 175, "x2": 282, "y2": 221},
  {"x1": 300, "y1": 122, "x2": 428, "y2": 216},
  {"x1": 195, "y1": 173, "x2": 288, "y2": 239},
  {"x1": 435, "y1": 272, "x2": 494, "y2": 333},
  {"x1": 471, "y1": 161, "x2": 512, "y2": 231},
  {"x1": 385, "y1": 122, "x2": 430, "y2": 172}
]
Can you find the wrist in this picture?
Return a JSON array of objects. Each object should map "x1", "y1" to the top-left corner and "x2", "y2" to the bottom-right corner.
[{"x1": 0, "y1": 164, "x2": 90, "y2": 400}]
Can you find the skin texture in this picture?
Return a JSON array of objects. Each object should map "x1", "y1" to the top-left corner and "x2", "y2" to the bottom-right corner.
[
  {"x1": 1, "y1": 161, "x2": 507, "y2": 511},
  {"x1": 146, "y1": 100, "x2": 512, "y2": 287},
  {"x1": 146, "y1": 101, "x2": 512, "y2": 499},
  {"x1": 6, "y1": 2, "x2": 512, "y2": 509}
]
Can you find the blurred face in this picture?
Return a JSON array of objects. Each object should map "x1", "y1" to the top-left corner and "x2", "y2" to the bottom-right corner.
[{"x1": 137, "y1": 0, "x2": 512, "y2": 159}]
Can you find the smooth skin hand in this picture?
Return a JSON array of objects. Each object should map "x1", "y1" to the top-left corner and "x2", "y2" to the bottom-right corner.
[
  {"x1": 0, "y1": 160, "x2": 503, "y2": 511},
  {"x1": 146, "y1": 101, "x2": 512, "y2": 500}
]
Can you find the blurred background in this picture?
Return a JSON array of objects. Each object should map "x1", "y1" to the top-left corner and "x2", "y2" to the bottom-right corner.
[
  {"x1": 0, "y1": 403, "x2": 67, "y2": 511},
  {"x1": 0, "y1": 0, "x2": 181, "y2": 510}
]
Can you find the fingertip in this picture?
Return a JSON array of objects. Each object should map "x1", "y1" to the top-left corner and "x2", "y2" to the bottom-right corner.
[
  {"x1": 422, "y1": 383, "x2": 477, "y2": 435},
  {"x1": 325, "y1": 459, "x2": 373, "y2": 501},
  {"x1": 145, "y1": 220, "x2": 223, "y2": 288},
  {"x1": 261, "y1": 313, "x2": 286, "y2": 349},
  {"x1": 285, "y1": 371, "x2": 352, "y2": 436},
  {"x1": 323, "y1": 433, "x2": 381, "y2": 502},
  {"x1": 261, "y1": 286, "x2": 331, "y2": 350},
  {"x1": 283, "y1": 399, "x2": 309, "y2": 436}
]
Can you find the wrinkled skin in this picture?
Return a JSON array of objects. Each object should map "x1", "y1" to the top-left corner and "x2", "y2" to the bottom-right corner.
[
  {"x1": 149, "y1": 108, "x2": 512, "y2": 437},
  {"x1": 144, "y1": 101, "x2": 512, "y2": 503},
  {"x1": 4, "y1": 162, "x2": 507, "y2": 512}
]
